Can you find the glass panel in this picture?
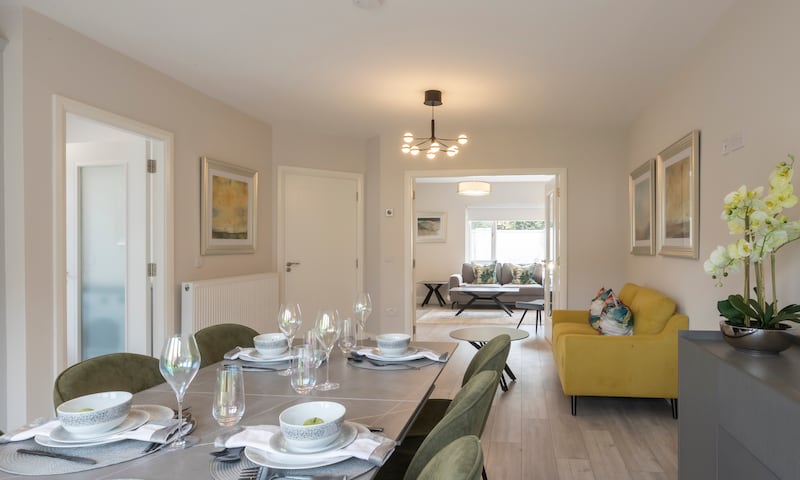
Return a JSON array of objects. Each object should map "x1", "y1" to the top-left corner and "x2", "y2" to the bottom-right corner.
[
  {"x1": 80, "y1": 165, "x2": 126, "y2": 360},
  {"x1": 496, "y1": 220, "x2": 545, "y2": 264},
  {"x1": 468, "y1": 221, "x2": 493, "y2": 261}
]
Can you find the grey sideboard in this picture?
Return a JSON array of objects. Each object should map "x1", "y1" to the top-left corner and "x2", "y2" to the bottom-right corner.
[{"x1": 678, "y1": 331, "x2": 800, "y2": 479}]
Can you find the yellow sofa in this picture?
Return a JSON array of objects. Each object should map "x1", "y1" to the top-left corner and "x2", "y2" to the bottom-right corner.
[{"x1": 551, "y1": 282, "x2": 689, "y2": 417}]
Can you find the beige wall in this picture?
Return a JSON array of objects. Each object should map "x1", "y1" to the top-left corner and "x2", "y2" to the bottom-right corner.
[
  {"x1": 627, "y1": 0, "x2": 800, "y2": 331},
  {"x1": 0, "y1": 8, "x2": 273, "y2": 428}
]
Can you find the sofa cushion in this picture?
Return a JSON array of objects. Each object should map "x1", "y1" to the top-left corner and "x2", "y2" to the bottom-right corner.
[
  {"x1": 589, "y1": 287, "x2": 633, "y2": 336},
  {"x1": 472, "y1": 262, "x2": 498, "y2": 284},
  {"x1": 621, "y1": 284, "x2": 677, "y2": 335},
  {"x1": 508, "y1": 263, "x2": 537, "y2": 285}
]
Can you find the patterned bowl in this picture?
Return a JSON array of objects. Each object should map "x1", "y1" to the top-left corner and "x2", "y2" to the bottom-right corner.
[
  {"x1": 56, "y1": 391, "x2": 132, "y2": 435},
  {"x1": 376, "y1": 333, "x2": 411, "y2": 357},
  {"x1": 279, "y1": 401, "x2": 345, "y2": 450},
  {"x1": 253, "y1": 333, "x2": 289, "y2": 357}
]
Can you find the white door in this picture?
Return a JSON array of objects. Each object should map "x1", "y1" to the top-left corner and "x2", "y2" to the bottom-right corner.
[
  {"x1": 279, "y1": 168, "x2": 363, "y2": 336},
  {"x1": 65, "y1": 114, "x2": 155, "y2": 362},
  {"x1": 544, "y1": 176, "x2": 561, "y2": 342}
]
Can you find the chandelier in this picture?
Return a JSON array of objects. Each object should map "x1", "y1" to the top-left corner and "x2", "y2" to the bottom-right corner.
[{"x1": 401, "y1": 90, "x2": 468, "y2": 160}]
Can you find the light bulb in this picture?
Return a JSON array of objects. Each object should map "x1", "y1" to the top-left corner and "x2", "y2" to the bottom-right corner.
[
  {"x1": 447, "y1": 146, "x2": 458, "y2": 157},
  {"x1": 403, "y1": 133, "x2": 414, "y2": 143},
  {"x1": 430, "y1": 141, "x2": 440, "y2": 153},
  {"x1": 410, "y1": 146, "x2": 420, "y2": 156},
  {"x1": 426, "y1": 151, "x2": 436, "y2": 159},
  {"x1": 458, "y1": 134, "x2": 469, "y2": 145},
  {"x1": 401, "y1": 144, "x2": 411, "y2": 154}
]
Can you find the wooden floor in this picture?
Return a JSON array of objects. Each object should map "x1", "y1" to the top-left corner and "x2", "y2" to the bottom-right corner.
[{"x1": 414, "y1": 316, "x2": 678, "y2": 480}]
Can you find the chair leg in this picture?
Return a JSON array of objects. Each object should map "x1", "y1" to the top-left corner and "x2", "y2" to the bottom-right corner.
[
  {"x1": 571, "y1": 396, "x2": 577, "y2": 416},
  {"x1": 670, "y1": 398, "x2": 678, "y2": 419},
  {"x1": 482, "y1": 466, "x2": 488, "y2": 480}
]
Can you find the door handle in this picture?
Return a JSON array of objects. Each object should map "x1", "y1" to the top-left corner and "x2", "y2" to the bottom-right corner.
[{"x1": 286, "y1": 261, "x2": 301, "y2": 272}]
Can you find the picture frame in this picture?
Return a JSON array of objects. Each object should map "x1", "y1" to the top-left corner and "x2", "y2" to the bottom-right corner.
[
  {"x1": 416, "y1": 212, "x2": 447, "y2": 243},
  {"x1": 657, "y1": 130, "x2": 700, "y2": 258},
  {"x1": 200, "y1": 156, "x2": 258, "y2": 255},
  {"x1": 629, "y1": 158, "x2": 656, "y2": 255}
]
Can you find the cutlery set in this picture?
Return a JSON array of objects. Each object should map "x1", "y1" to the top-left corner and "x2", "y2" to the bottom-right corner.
[{"x1": 237, "y1": 465, "x2": 347, "y2": 480}]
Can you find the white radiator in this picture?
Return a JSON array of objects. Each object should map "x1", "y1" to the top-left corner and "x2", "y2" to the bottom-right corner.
[{"x1": 180, "y1": 273, "x2": 279, "y2": 334}]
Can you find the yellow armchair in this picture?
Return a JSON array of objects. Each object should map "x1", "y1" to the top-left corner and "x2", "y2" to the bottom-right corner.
[{"x1": 551, "y1": 283, "x2": 689, "y2": 417}]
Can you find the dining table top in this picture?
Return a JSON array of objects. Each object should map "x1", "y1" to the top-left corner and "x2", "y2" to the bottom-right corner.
[{"x1": 0, "y1": 340, "x2": 457, "y2": 480}]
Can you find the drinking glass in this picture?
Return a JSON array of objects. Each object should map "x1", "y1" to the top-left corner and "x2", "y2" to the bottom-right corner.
[
  {"x1": 314, "y1": 309, "x2": 341, "y2": 391},
  {"x1": 277, "y1": 303, "x2": 302, "y2": 376},
  {"x1": 353, "y1": 292, "x2": 372, "y2": 348},
  {"x1": 290, "y1": 346, "x2": 318, "y2": 395},
  {"x1": 339, "y1": 318, "x2": 356, "y2": 355},
  {"x1": 212, "y1": 364, "x2": 245, "y2": 427},
  {"x1": 159, "y1": 334, "x2": 201, "y2": 448}
]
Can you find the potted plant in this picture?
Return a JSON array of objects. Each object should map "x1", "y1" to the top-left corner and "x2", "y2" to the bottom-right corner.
[{"x1": 704, "y1": 155, "x2": 800, "y2": 353}]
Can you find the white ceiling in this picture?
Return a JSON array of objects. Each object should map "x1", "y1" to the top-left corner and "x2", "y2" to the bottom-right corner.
[{"x1": 8, "y1": 0, "x2": 736, "y2": 138}]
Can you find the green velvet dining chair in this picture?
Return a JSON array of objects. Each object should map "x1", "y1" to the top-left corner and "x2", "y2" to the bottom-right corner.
[
  {"x1": 406, "y1": 334, "x2": 511, "y2": 438},
  {"x1": 194, "y1": 323, "x2": 259, "y2": 368},
  {"x1": 53, "y1": 352, "x2": 164, "y2": 407},
  {"x1": 417, "y1": 435, "x2": 484, "y2": 480},
  {"x1": 375, "y1": 370, "x2": 500, "y2": 480}
]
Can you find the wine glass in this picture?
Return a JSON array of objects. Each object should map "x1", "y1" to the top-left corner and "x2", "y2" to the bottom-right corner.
[
  {"x1": 339, "y1": 318, "x2": 356, "y2": 355},
  {"x1": 290, "y1": 346, "x2": 317, "y2": 395},
  {"x1": 277, "y1": 304, "x2": 302, "y2": 376},
  {"x1": 159, "y1": 334, "x2": 201, "y2": 448},
  {"x1": 212, "y1": 364, "x2": 245, "y2": 427},
  {"x1": 314, "y1": 309, "x2": 341, "y2": 391},
  {"x1": 352, "y1": 292, "x2": 372, "y2": 348}
]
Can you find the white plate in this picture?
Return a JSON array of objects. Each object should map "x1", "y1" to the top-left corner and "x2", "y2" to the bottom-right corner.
[
  {"x1": 239, "y1": 348, "x2": 293, "y2": 362},
  {"x1": 269, "y1": 421, "x2": 358, "y2": 455},
  {"x1": 48, "y1": 408, "x2": 150, "y2": 443},
  {"x1": 371, "y1": 347, "x2": 418, "y2": 359},
  {"x1": 245, "y1": 447, "x2": 350, "y2": 470},
  {"x1": 132, "y1": 404, "x2": 173, "y2": 422}
]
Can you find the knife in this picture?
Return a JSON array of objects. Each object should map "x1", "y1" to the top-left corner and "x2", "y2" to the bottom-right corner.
[{"x1": 17, "y1": 448, "x2": 97, "y2": 465}]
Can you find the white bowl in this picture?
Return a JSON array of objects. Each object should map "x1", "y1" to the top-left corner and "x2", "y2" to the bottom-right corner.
[
  {"x1": 279, "y1": 401, "x2": 345, "y2": 450},
  {"x1": 377, "y1": 333, "x2": 411, "y2": 357},
  {"x1": 56, "y1": 391, "x2": 132, "y2": 435},
  {"x1": 254, "y1": 333, "x2": 289, "y2": 356}
]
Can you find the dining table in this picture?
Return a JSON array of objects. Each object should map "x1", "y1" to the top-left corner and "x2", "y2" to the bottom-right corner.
[{"x1": 0, "y1": 340, "x2": 457, "y2": 480}]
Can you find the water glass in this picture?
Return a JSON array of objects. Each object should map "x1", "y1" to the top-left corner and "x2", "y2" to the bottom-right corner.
[
  {"x1": 290, "y1": 346, "x2": 318, "y2": 395},
  {"x1": 212, "y1": 364, "x2": 245, "y2": 427},
  {"x1": 339, "y1": 318, "x2": 356, "y2": 354},
  {"x1": 353, "y1": 292, "x2": 372, "y2": 347}
]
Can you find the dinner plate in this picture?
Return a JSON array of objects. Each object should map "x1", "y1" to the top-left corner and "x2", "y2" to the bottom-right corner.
[
  {"x1": 371, "y1": 346, "x2": 418, "y2": 359},
  {"x1": 48, "y1": 408, "x2": 150, "y2": 443},
  {"x1": 269, "y1": 421, "x2": 358, "y2": 455},
  {"x1": 244, "y1": 447, "x2": 350, "y2": 470},
  {"x1": 239, "y1": 348, "x2": 293, "y2": 362},
  {"x1": 132, "y1": 404, "x2": 173, "y2": 422}
]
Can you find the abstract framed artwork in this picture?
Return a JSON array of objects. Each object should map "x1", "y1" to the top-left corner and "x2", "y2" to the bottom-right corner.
[
  {"x1": 657, "y1": 130, "x2": 700, "y2": 258},
  {"x1": 629, "y1": 158, "x2": 656, "y2": 255},
  {"x1": 416, "y1": 212, "x2": 447, "y2": 243},
  {"x1": 200, "y1": 156, "x2": 258, "y2": 255}
]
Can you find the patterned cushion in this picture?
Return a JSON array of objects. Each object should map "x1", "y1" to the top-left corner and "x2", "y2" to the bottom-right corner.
[
  {"x1": 589, "y1": 287, "x2": 633, "y2": 336},
  {"x1": 471, "y1": 262, "x2": 497, "y2": 284},
  {"x1": 509, "y1": 263, "x2": 537, "y2": 284}
]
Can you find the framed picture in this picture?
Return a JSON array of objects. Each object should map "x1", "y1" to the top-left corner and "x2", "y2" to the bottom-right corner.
[
  {"x1": 416, "y1": 212, "x2": 447, "y2": 243},
  {"x1": 629, "y1": 158, "x2": 656, "y2": 255},
  {"x1": 201, "y1": 156, "x2": 258, "y2": 255},
  {"x1": 657, "y1": 130, "x2": 700, "y2": 258}
]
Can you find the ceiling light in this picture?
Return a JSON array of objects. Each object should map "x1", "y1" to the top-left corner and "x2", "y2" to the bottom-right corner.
[
  {"x1": 457, "y1": 181, "x2": 491, "y2": 196},
  {"x1": 401, "y1": 90, "x2": 469, "y2": 160}
]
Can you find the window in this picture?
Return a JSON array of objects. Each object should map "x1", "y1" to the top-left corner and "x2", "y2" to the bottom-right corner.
[{"x1": 468, "y1": 220, "x2": 545, "y2": 263}]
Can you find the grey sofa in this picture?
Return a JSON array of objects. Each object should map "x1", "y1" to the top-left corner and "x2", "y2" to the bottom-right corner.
[{"x1": 449, "y1": 262, "x2": 545, "y2": 307}]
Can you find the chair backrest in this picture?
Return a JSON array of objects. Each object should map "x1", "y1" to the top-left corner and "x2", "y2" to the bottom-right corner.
[
  {"x1": 417, "y1": 435, "x2": 483, "y2": 480},
  {"x1": 53, "y1": 353, "x2": 163, "y2": 407},
  {"x1": 461, "y1": 334, "x2": 511, "y2": 387},
  {"x1": 195, "y1": 323, "x2": 259, "y2": 368},
  {"x1": 403, "y1": 370, "x2": 500, "y2": 480}
]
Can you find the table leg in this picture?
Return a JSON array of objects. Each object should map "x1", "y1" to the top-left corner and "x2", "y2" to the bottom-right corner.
[
  {"x1": 455, "y1": 295, "x2": 479, "y2": 316},
  {"x1": 535, "y1": 309, "x2": 541, "y2": 333},
  {"x1": 491, "y1": 295, "x2": 514, "y2": 316},
  {"x1": 421, "y1": 284, "x2": 435, "y2": 307},
  {"x1": 432, "y1": 285, "x2": 446, "y2": 307},
  {"x1": 516, "y1": 309, "x2": 528, "y2": 329}
]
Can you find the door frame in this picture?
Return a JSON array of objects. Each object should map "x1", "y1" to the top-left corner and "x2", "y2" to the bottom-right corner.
[
  {"x1": 53, "y1": 95, "x2": 174, "y2": 371},
  {"x1": 276, "y1": 166, "x2": 365, "y2": 303},
  {"x1": 404, "y1": 168, "x2": 568, "y2": 334}
]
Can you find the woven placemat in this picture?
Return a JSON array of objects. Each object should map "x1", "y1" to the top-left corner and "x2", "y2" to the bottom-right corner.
[
  {"x1": 0, "y1": 438, "x2": 152, "y2": 476},
  {"x1": 346, "y1": 358, "x2": 437, "y2": 371},
  {"x1": 210, "y1": 456, "x2": 376, "y2": 480}
]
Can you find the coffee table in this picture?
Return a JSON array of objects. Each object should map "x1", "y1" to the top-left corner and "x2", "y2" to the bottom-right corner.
[
  {"x1": 449, "y1": 286, "x2": 520, "y2": 316},
  {"x1": 449, "y1": 326, "x2": 530, "y2": 391}
]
